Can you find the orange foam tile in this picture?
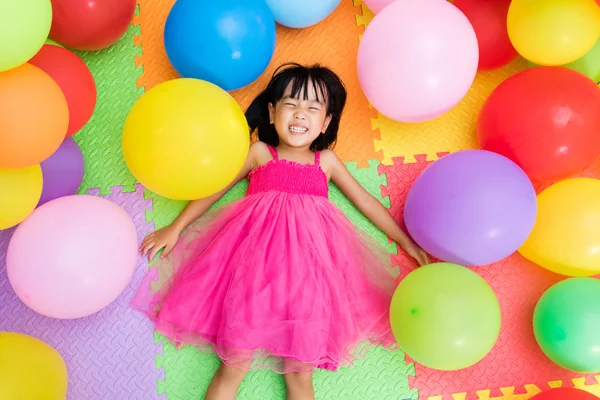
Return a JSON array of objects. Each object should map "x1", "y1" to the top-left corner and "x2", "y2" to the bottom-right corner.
[{"x1": 134, "y1": 0, "x2": 381, "y2": 167}]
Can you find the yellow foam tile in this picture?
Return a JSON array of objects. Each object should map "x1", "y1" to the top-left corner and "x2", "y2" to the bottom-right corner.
[
  {"x1": 373, "y1": 57, "x2": 528, "y2": 164},
  {"x1": 425, "y1": 377, "x2": 600, "y2": 400},
  {"x1": 352, "y1": 0, "x2": 530, "y2": 164}
]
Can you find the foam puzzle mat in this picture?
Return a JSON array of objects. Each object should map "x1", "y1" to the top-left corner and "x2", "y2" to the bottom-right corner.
[
  {"x1": 1, "y1": 0, "x2": 600, "y2": 399},
  {"x1": 0, "y1": 185, "x2": 163, "y2": 400},
  {"x1": 380, "y1": 158, "x2": 600, "y2": 399}
]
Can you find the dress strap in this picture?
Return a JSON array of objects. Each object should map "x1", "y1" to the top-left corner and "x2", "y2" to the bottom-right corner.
[
  {"x1": 315, "y1": 151, "x2": 321, "y2": 166},
  {"x1": 267, "y1": 144, "x2": 278, "y2": 160}
]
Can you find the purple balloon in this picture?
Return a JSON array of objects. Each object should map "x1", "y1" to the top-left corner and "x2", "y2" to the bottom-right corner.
[
  {"x1": 38, "y1": 138, "x2": 85, "y2": 207},
  {"x1": 404, "y1": 150, "x2": 537, "y2": 267}
]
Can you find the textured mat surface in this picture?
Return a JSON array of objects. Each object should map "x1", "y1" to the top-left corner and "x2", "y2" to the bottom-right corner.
[
  {"x1": 0, "y1": 184, "x2": 163, "y2": 400},
  {"x1": 134, "y1": 0, "x2": 381, "y2": 167},
  {"x1": 3, "y1": 0, "x2": 594, "y2": 397},
  {"x1": 73, "y1": 23, "x2": 143, "y2": 195},
  {"x1": 148, "y1": 161, "x2": 417, "y2": 400},
  {"x1": 156, "y1": 338, "x2": 415, "y2": 400},
  {"x1": 355, "y1": 2, "x2": 529, "y2": 165},
  {"x1": 380, "y1": 157, "x2": 600, "y2": 400}
]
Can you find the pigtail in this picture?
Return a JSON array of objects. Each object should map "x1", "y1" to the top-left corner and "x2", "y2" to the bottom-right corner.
[
  {"x1": 245, "y1": 90, "x2": 269, "y2": 133},
  {"x1": 245, "y1": 89, "x2": 279, "y2": 146}
]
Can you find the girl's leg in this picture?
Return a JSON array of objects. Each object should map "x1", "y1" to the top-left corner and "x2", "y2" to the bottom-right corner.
[
  {"x1": 284, "y1": 369, "x2": 315, "y2": 400},
  {"x1": 205, "y1": 363, "x2": 248, "y2": 400}
]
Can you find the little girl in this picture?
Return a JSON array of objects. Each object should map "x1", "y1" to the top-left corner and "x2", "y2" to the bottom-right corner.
[{"x1": 133, "y1": 63, "x2": 429, "y2": 400}]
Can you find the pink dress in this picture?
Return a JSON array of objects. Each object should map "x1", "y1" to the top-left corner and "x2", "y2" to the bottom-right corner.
[{"x1": 132, "y1": 144, "x2": 398, "y2": 374}]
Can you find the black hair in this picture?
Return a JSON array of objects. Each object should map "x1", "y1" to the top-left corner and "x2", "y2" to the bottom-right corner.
[{"x1": 246, "y1": 63, "x2": 347, "y2": 151}]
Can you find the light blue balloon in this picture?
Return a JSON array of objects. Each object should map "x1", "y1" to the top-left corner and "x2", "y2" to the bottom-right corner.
[
  {"x1": 164, "y1": 0, "x2": 276, "y2": 92},
  {"x1": 265, "y1": 0, "x2": 341, "y2": 29}
]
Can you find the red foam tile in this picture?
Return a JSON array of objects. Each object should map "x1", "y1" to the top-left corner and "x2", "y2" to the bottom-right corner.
[{"x1": 380, "y1": 156, "x2": 600, "y2": 399}]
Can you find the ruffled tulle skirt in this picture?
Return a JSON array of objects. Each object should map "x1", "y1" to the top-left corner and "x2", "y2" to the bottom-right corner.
[{"x1": 131, "y1": 191, "x2": 399, "y2": 374}]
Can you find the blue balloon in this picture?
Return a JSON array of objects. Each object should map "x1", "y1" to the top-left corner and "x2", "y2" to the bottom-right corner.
[
  {"x1": 265, "y1": 0, "x2": 341, "y2": 28},
  {"x1": 164, "y1": 0, "x2": 276, "y2": 91}
]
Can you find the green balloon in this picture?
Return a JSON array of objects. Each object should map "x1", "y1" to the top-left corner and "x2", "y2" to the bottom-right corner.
[
  {"x1": 390, "y1": 263, "x2": 501, "y2": 371},
  {"x1": 533, "y1": 277, "x2": 600, "y2": 373},
  {"x1": 0, "y1": 0, "x2": 52, "y2": 72},
  {"x1": 529, "y1": 38, "x2": 600, "y2": 83}
]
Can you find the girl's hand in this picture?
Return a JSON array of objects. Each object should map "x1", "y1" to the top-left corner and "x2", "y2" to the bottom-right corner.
[
  {"x1": 402, "y1": 240, "x2": 430, "y2": 266},
  {"x1": 140, "y1": 225, "x2": 181, "y2": 261}
]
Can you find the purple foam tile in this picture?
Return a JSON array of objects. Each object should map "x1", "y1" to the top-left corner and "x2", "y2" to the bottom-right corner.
[{"x1": 0, "y1": 184, "x2": 164, "y2": 400}]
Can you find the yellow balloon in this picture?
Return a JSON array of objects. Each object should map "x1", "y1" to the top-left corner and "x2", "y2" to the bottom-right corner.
[
  {"x1": 519, "y1": 178, "x2": 600, "y2": 276},
  {"x1": 122, "y1": 79, "x2": 249, "y2": 200},
  {"x1": 0, "y1": 165, "x2": 42, "y2": 229},
  {"x1": 0, "y1": 332, "x2": 68, "y2": 400},
  {"x1": 507, "y1": 0, "x2": 600, "y2": 66}
]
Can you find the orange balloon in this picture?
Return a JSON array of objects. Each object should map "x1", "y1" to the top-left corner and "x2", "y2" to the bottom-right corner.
[{"x1": 0, "y1": 63, "x2": 69, "y2": 168}]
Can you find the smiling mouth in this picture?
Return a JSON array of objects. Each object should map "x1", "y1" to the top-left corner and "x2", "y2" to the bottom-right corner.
[{"x1": 289, "y1": 125, "x2": 308, "y2": 135}]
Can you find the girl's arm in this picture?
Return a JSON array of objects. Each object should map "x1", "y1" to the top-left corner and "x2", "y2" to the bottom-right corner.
[
  {"x1": 322, "y1": 150, "x2": 430, "y2": 266},
  {"x1": 140, "y1": 141, "x2": 262, "y2": 260}
]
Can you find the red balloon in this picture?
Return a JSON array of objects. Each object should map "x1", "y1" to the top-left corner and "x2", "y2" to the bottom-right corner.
[
  {"x1": 29, "y1": 45, "x2": 97, "y2": 137},
  {"x1": 477, "y1": 67, "x2": 600, "y2": 182},
  {"x1": 531, "y1": 388, "x2": 599, "y2": 400},
  {"x1": 49, "y1": 0, "x2": 136, "y2": 51},
  {"x1": 453, "y1": 0, "x2": 517, "y2": 71}
]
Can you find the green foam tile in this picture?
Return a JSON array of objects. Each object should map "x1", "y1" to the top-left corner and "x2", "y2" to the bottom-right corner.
[
  {"x1": 73, "y1": 23, "x2": 144, "y2": 195},
  {"x1": 330, "y1": 160, "x2": 395, "y2": 253},
  {"x1": 145, "y1": 181, "x2": 249, "y2": 231},
  {"x1": 148, "y1": 160, "x2": 414, "y2": 400},
  {"x1": 156, "y1": 333, "x2": 286, "y2": 399},
  {"x1": 157, "y1": 335, "x2": 415, "y2": 400},
  {"x1": 314, "y1": 347, "x2": 416, "y2": 400}
]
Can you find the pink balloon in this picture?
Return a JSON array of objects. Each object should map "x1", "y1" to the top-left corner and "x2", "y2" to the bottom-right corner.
[
  {"x1": 7, "y1": 195, "x2": 138, "y2": 319},
  {"x1": 357, "y1": 0, "x2": 479, "y2": 123},
  {"x1": 363, "y1": 0, "x2": 395, "y2": 14}
]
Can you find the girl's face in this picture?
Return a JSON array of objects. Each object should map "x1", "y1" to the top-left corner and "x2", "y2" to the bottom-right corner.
[{"x1": 268, "y1": 80, "x2": 332, "y2": 149}]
